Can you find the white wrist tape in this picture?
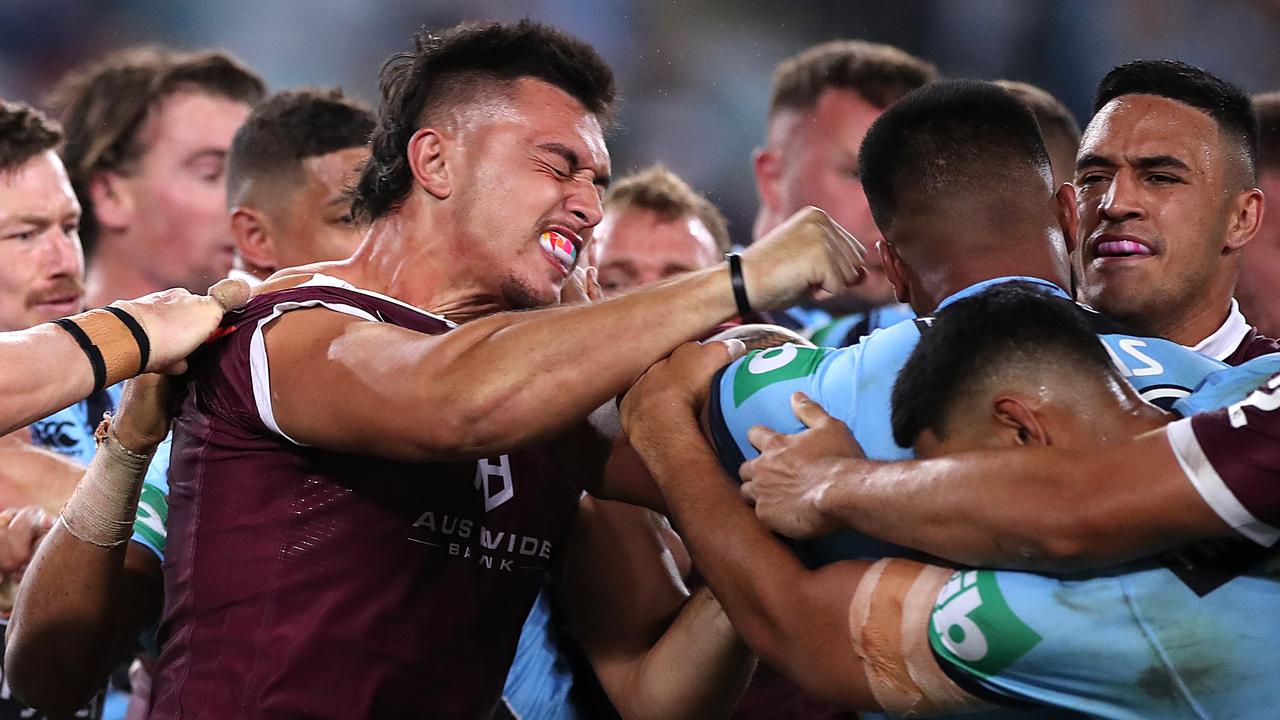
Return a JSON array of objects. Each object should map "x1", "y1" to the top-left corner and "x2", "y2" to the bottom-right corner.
[{"x1": 58, "y1": 417, "x2": 152, "y2": 548}]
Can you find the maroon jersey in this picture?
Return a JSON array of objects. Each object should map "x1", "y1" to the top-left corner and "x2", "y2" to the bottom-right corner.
[
  {"x1": 1223, "y1": 326, "x2": 1280, "y2": 366},
  {"x1": 151, "y1": 276, "x2": 582, "y2": 719},
  {"x1": 1167, "y1": 370, "x2": 1280, "y2": 547}
]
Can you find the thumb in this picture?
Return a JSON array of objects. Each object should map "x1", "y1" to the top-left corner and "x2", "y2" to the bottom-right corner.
[
  {"x1": 208, "y1": 277, "x2": 252, "y2": 311},
  {"x1": 791, "y1": 392, "x2": 830, "y2": 428}
]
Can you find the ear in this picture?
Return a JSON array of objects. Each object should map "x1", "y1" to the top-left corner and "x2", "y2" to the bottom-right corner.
[
  {"x1": 87, "y1": 171, "x2": 135, "y2": 234},
  {"x1": 1223, "y1": 187, "x2": 1264, "y2": 253},
  {"x1": 752, "y1": 147, "x2": 782, "y2": 212},
  {"x1": 992, "y1": 396, "x2": 1051, "y2": 447},
  {"x1": 407, "y1": 128, "x2": 452, "y2": 200},
  {"x1": 879, "y1": 240, "x2": 910, "y2": 305},
  {"x1": 229, "y1": 207, "x2": 278, "y2": 273},
  {"x1": 1054, "y1": 182, "x2": 1080, "y2": 256}
]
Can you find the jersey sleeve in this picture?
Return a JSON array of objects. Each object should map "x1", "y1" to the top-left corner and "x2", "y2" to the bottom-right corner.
[
  {"x1": 705, "y1": 343, "x2": 856, "y2": 474},
  {"x1": 1167, "y1": 370, "x2": 1280, "y2": 547},
  {"x1": 928, "y1": 568, "x2": 1163, "y2": 717},
  {"x1": 130, "y1": 434, "x2": 171, "y2": 561}
]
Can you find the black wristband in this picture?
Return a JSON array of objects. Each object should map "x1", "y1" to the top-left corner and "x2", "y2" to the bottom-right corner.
[
  {"x1": 103, "y1": 305, "x2": 150, "y2": 375},
  {"x1": 54, "y1": 318, "x2": 106, "y2": 393},
  {"x1": 726, "y1": 252, "x2": 752, "y2": 316}
]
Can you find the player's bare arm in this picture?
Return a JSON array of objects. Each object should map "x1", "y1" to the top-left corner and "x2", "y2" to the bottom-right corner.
[
  {"x1": 558, "y1": 497, "x2": 754, "y2": 720},
  {"x1": 743, "y1": 399, "x2": 1227, "y2": 572},
  {"x1": 6, "y1": 374, "x2": 171, "y2": 714},
  {"x1": 0, "y1": 433, "x2": 84, "y2": 513},
  {"x1": 618, "y1": 341, "x2": 988, "y2": 713},
  {"x1": 267, "y1": 207, "x2": 864, "y2": 463},
  {"x1": 0, "y1": 279, "x2": 250, "y2": 435}
]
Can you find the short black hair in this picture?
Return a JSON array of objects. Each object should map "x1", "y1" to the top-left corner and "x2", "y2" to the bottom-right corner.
[
  {"x1": 858, "y1": 80, "x2": 1051, "y2": 234},
  {"x1": 351, "y1": 20, "x2": 616, "y2": 224},
  {"x1": 226, "y1": 88, "x2": 375, "y2": 207},
  {"x1": 890, "y1": 282, "x2": 1116, "y2": 448},
  {"x1": 1094, "y1": 60, "x2": 1258, "y2": 182},
  {"x1": 0, "y1": 101, "x2": 62, "y2": 174}
]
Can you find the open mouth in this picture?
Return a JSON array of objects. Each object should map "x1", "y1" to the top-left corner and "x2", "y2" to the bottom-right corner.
[
  {"x1": 539, "y1": 230, "x2": 578, "y2": 276},
  {"x1": 1092, "y1": 235, "x2": 1155, "y2": 260}
]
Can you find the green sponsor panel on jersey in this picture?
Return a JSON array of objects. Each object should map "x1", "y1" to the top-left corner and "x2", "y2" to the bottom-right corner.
[
  {"x1": 733, "y1": 345, "x2": 831, "y2": 406},
  {"x1": 929, "y1": 570, "x2": 1042, "y2": 678},
  {"x1": 134, "y1": 481, "x2": 170, "y2": 554}
]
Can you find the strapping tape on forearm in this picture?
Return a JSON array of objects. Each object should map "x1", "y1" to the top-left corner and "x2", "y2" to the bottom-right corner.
[
  {"x1": 53, "y1": 306, "x2": 148, "y2": 392},
  {"x1": 849, "y1": 558, "x2": 993, "y2": 716},
  {"x1": 58, "y1": 417, "x2": 152, "y2": 548}
]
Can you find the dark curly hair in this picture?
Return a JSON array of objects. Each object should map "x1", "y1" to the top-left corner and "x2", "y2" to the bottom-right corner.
[{"x1": 351, "y1": 20, "x2": 616, "y2": 224}]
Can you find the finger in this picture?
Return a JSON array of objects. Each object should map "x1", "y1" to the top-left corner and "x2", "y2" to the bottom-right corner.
[
  {"x1": 208, "y1": 277, "x2": 252, "y2": 312},
  {"x1": 747, "y1": 424, "x2": 780, "y2": 450},
  {"x1": 739, "y1": 458, "x2": 756, "y2": 482},
  {"x1": 740, "y1": 480, "x2": 757, "y2": 505},
  {"x1": 791, "y1": 392, "x2": 832, "y2": 428},
  {"x1": 721, "y1": 338, "x2": 747, "y2": 362}
]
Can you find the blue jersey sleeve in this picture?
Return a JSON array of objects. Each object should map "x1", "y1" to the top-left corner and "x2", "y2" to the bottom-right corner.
[
  {"x1": 706, "y1": 343, "x2": 859, "y2": 473},
  {"x1": 1173, "y1": 353, "x2": 1280, "y2": 418},
  {"x1": 130, "y1": 434, "x2": 171, "y2": 561}
]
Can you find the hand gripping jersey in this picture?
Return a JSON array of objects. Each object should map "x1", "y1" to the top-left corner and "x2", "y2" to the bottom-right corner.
[
  {"x1": 150, "y1": 275, "x2": 582, "y2": 720},
  {"x1": 929, "y1": 359, "x2": 1280, "y2": 719},
  {"x1": 708, "y1": 277, "x2": 1229, "y2": 566}
]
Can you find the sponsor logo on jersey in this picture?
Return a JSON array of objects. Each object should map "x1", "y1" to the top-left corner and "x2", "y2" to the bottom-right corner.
[
  {"x1": 732, "y1": 345, "x2": 831, "y2": 406},
  {"x1": 929, "y1": 570, "x2": 1042, "y2": 678},
  {"x1": 29, "y1": 420, "x2": 81, "y2": 452},
  {"x1": 475, "y1": 455, "x2": 515, "y2": 512}
]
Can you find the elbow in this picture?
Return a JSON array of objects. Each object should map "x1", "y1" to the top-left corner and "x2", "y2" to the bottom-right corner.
[
  {"x1": 1009, "y1": 512, "x2": 1113, "y2": 574},
  {"x1": 4, "y1": 630, "x2": 102, "y2": 715}
]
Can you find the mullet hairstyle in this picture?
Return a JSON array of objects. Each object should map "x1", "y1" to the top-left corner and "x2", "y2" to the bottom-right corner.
[
  {"x1": 890, "y1": 282, "x2": 1116, "y2": 448},
  {"x1": 49, "y1": 46, "x2": 265, "y2": 256},
  {"x1": 351, "y1": 20, "x2": 617, "y2": 224},
  {"x1": 1094, "y1": 60, "x2": 1258, "y2": 184},
  {"x1": 0, "y1": 101, "x2": 63, "y2": 174}
]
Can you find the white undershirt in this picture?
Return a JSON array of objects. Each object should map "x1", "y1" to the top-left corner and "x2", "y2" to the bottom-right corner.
[{"x1": 1188, "y1": 298, "x2": 1251, "y2": 361}]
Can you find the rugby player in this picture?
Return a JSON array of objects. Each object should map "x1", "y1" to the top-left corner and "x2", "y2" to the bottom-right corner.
[
  {"x1": 753, "y1": 40, "x2": 936, "y2": 344},
  {"x1": 7, "y1": 90, "x2": 379, "y2": 714},
  {"x1": 106, "y1": 22, "x2": 861, "y2": 719},
  {"x1": 51, "y1": 46, "x2": 264, "y2": 306},
  {"x1": 0, "y1": 100, "x2": 248, "y2": 435},
  {"x1": 619, "y1": 282, "x2": 1280, "y2": 717},
  {"x1": 1075, "y1": 60, "x2": 1278, "y2": 363},
  {"x1": 1237, "y1": 91, "x2": 1280, "y2": 337}
]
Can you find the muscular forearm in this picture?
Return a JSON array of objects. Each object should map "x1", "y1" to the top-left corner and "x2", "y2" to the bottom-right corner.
[
  {"x1": 614, "y1": 587, "x2": 755, "y2": 720},
  {"x1": 818, "y1": 431, "x2": 1228, "y2": 572},
  {"x1": 415, "y1": 266, "x2": 739, "y2": 455},
  {"x1": 641, "y1": 419, "x2": 866, "y2": 707},
  {"x1": 0, "y1": 326, "x2": 94, "y2": 435}
]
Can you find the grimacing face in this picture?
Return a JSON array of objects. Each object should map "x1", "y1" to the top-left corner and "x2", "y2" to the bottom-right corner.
[
  {"x1": 594, "y1": 205, "x2": 720, "y2": 296},
  {"x1": 445, "y1": 78, "x2": 610, "y2": 309},
  {"x1": 759, "y1": 88, "x2": 895, "y2": 310},
  {"x1": 0, "y1": 151, "x2": 84, "y2": 331},
  {"x1": 113, "y1": 91, "x2": 251, "y2": 292},
  {"x1": 1075, "y1": 94, "x2": 1250, "y2": 338}
]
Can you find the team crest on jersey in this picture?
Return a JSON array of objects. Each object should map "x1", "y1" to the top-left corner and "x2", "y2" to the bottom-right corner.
[
  {"x1": 733, "y1": 345, "x2": 831, "y2": 406},
  {"x1": 475, "y1": 455, "x2": 515, "y2": 512}
]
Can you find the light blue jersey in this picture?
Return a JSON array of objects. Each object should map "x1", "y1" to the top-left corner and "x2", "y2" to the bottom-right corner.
[
  {"x1": 27, "y1": 383, "x2": 172, "y2": 561},
  {"x1": 806, "y1": 303, "x2": 916, "y2": 348},
  {"x1": 502, "y1": 588, "x2": 583, "y2": 720},
  {"x1": 930, "y1": 362, "x2": 1280, "y2": 718},
  {"x1": 708, "y1": 277, "x2": 1228, "y2": 565}
]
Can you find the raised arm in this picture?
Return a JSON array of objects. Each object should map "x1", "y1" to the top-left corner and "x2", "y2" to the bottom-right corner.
[
  {"x1": 0, "y1": 279, "x2": 249, "y2": 435},
  {"x1": 559, "y1": 497, "x2": 754, "y2": 720},
  {"x1": 741, "y1": 395, "x2": 1227, "y2": 572},
  {"x1": 267, "y1": 208, "x2": 865, "y2": 462},
  {"x1": 6, "y1": 375, "x2": 170, "y2": 714}
]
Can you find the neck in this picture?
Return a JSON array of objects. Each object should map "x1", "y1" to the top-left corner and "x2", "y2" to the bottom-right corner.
[
  {"x1": 1145, "y1": 294, "x2": 1233, "y2": 348},
  {"x1": 84, "y1": 245, "x2": 166, "y2": 307},
  {"x1": 330, "y1": 205, "x2": 509, "y2": 324}
]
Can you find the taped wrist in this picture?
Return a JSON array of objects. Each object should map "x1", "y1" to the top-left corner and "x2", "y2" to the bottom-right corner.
[
  {"x1": 850, "y1": 558, "x2": 994, "y2": 716},
  {"x1": 58, "y1": 415, "x2": 152, "y2": 548},
  {"x1": 53, "y1": 306, "x2": 149, "y2": 392}
]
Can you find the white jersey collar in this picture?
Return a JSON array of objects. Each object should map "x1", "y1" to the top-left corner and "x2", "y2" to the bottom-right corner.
[{"x1": 1189, "y1": 298, "x2": 1250, "y2": 361}]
